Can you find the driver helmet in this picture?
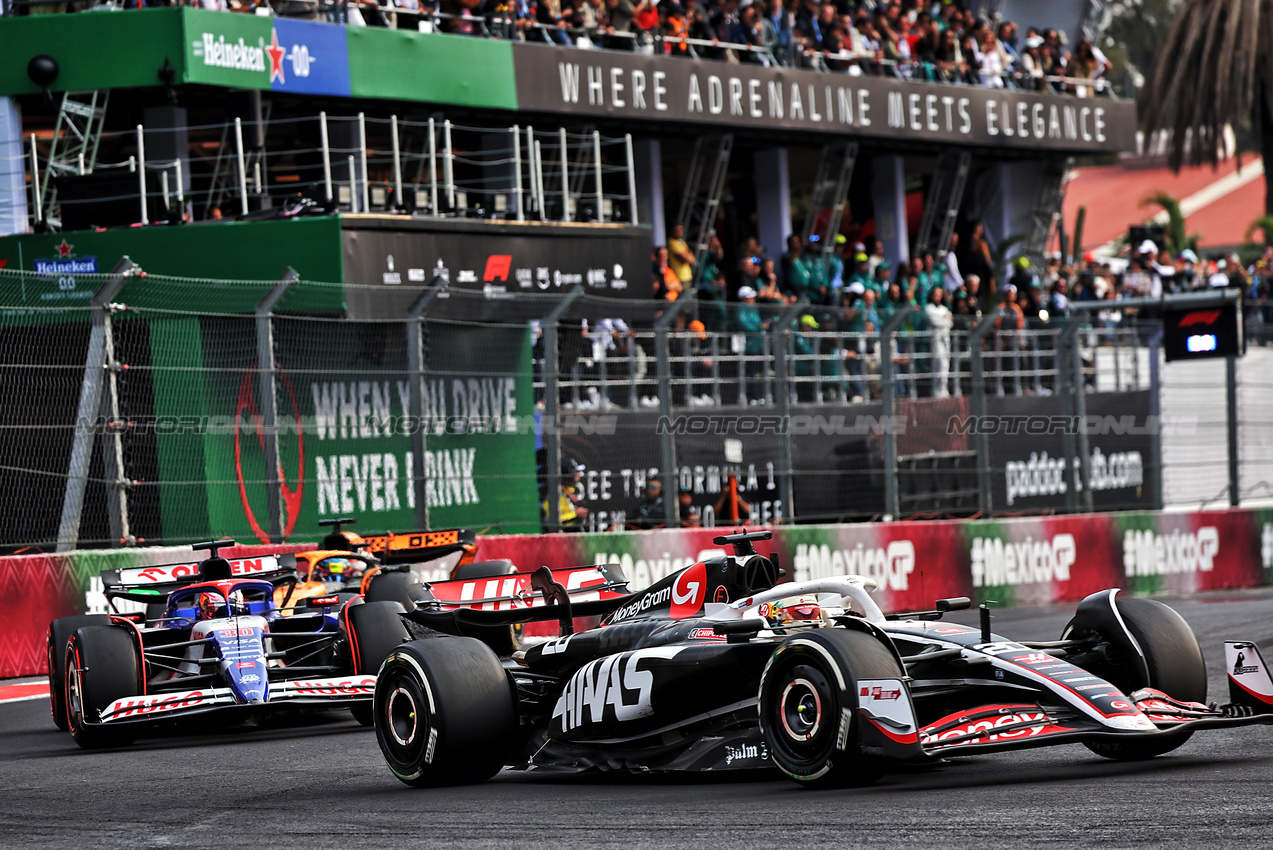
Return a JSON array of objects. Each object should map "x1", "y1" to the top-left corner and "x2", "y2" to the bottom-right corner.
[
  {"x1": 761, "y1": 595, "x2": 823, "y2": 627},
  {"x1": 197, "y1": 592, "x2": 227, "y2": 621},
  {"x1": 312, "y1": 557, "x2": 361, "y2": 584}
]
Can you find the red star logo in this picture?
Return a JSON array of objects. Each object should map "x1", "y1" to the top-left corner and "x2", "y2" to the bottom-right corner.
[
  {"x1": 55, "y1": 239, "x2": 73, "y2": 259},
  {"x1": 266, "y1": 28, "x2": 285, "y2": 85}
]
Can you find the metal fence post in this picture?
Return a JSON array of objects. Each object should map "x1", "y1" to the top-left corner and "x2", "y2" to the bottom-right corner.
[
  {"x1": 881, "y1": 305, "x2": 916, "y2": 520},
  {"x1": 57, "y1": 259, "x2": 137, "y2": 552},
  {"x1": 1147, "y1": 323, "x2": 1164, "y2": 510},
  {"x1": 543, "y1": 286, "x2": 584, "y2": 531},
  {"x1": 1072, "y1": 327, "x2": 1094, "y2": 513},
  {"x1": 1227, "y1": 353, "x2": 1240, "y2": 507},
  {"x1": 655, "y1": 296, "x2": 697, "y2": 528},
  {"x1": 136, "y1": 125, "x2": 149, "y2": 225},
  {"x1": 771, "y1": 298, "x2": 807, "y2": 523},
  {"x1": 1057, "y1": 319, "x2": 1083, "y2": 512},
  {"x1": 969, "y1": 307, "x2": 1004, "y2": 516},
  {"x1": 256, "y1": 269, "x2": 296, "y2": 544},
  {"x1": 407, "y1": 283, "x2": 446, "y2": 530}
]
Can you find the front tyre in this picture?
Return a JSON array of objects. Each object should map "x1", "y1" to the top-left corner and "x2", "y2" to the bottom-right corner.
[
  {"x1": 373, "y1": 637, "x2": 515, "y2": 787},
  {"x1": 346, "y1": 601, "x2": 409, "y2": 727},
  {"x1": 759, "y1": 628, "x2": 904, "y2": 788},
  {"x1": 47, "y1": 615, "x2": 109, "y2": 730},
  {"x1": 1064, "y1": 592, "x2": 1206, "y2": 760},
  {"x1": 65, "y1": 626, "x2": 140, "y2": 749}
]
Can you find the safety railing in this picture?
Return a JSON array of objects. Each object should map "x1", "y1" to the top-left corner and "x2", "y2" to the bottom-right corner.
[{"x1": 24, "y1": 112, "x2": 639, "y2": 233}]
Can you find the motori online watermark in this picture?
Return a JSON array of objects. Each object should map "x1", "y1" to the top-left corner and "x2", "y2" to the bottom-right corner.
[
  {"x1": 655, "y1": 414, "x2": 907, "y2": 436},
  {"x1": 946, "y1": 414, "x2": 1196, "y2": 437},
  {"x1": 70, "y1": 414, "x2": 623, "y2": 437}
]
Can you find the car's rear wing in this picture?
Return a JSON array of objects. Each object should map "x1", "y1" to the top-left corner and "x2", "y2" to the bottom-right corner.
[
  {"x1": 101, "y1": 554, "x2": 300, "y2": 604},
  {"x1": 359, "y1": 529, "x2": 477, "y2": 565},
  {"x1": 407, "y1": 564, "x2": 631, "y2": 634}
]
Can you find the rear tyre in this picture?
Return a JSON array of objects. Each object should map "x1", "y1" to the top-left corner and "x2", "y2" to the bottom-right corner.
[
  {"x1": 346, "y1": 601, "x2": 409, "y2": 727},
  {"x1": 65, "y1": 626, "x2": 140, "y2": 749},
  {"x1": 365, "y1": 571, "x2": 425, "y2": 612},
  {"x1": 759, "y1": 628, "x2": 904, "y2": 788},
  {"x1": 1063, "y1": 593, "x2": 1206, "y2": 760},
  {"x1": 374, "y1": 637, "x2": 515, "y2": 787},
  {"x1": 450, "y1": 560, "x2": 523, "y2": 656},
  {"x1": 47, "y1": 615, "x2": 109, "y2": 730}
]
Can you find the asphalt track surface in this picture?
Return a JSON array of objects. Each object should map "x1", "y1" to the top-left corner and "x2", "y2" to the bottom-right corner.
[{"x1": 5, "y1": 590, "x2": 1273, "y2": 850}]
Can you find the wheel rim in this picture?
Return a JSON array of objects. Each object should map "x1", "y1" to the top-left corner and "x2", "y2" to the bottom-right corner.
[
  {"x1": 66, "y1": 647, "x2": 84, "y2": 732},
  {"x1": 763, "y1": 659, "x2": 839, "y2": 772},
  {"x1": 779, "y1": 678, "x2": 823, "y2": 742},
  {"x1": 47, "y1": 639, "x2": 58, "y2": 720},
  {"x1": 387, "y1": 686, "x2": 418, "y2": 747},
  {"x1": 375, "y1": 663, "x2": 432, "y2": 778}
]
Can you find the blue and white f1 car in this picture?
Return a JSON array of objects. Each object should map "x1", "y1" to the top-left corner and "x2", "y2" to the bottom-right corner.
[{"x1": 47, "y1": 540, "x2": 408, "y2": 748}]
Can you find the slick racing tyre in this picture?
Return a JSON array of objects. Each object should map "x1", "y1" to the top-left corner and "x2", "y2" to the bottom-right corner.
[
  {"x1": 365, "y1": 571, "x2": 426, "y2": 612},
  {"x1": 450, "y1": 560, "x2": 524, "y2": 657},
  {"x1": 65, "y1": 625, "x2": 140, "y2": 749},
  {"x1": 1063, "y1": 592, "x2": 1206, "y2": 760},
  {"x1": 47, "y1": 615, "x2": 109, "y2": 731},
  {"x1": 374, "y1": 637, "x2": 515, "y2": 787},
  {"x1": 345, "y1": 601, "x2": 409, "y2": 726},
  {"x1": 759, "y1": 628, "x2": 904, "y2": 788}
]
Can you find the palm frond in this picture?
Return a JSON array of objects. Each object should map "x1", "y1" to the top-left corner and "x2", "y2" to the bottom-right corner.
[{"x1": 1141, "y1": 0, "x2": 1270, "y2": 171}]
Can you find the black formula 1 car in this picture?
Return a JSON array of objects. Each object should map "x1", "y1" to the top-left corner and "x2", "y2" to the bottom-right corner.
[
  {"x1": 47, "y1": 540, "x2": 409, "y2": 748},
  {"x1": 371, "y1": 530, "x2": 1273, "y2": 788}
]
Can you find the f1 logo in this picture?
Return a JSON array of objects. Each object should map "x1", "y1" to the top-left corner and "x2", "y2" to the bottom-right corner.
[
  {"x1": 483, "y1": 255, "x2": 513, "y2": 282},
  {"x1": 1179, "y1": 310, "x2": 1220, "y2": 328}
]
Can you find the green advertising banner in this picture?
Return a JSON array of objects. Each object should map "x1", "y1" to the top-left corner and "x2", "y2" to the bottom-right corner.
[
  {"x1": 0, "y1": 217, "x2": 345, "y2": 316},
  {"x1": 1, "y1": 9, "x2": 517, "y2": 111},
  {"x1": 344, "y1": 27, "x2": 516, "y2": 110},
  {"x1": 184, "y1": 319, "x2": 540, "y2": 545},
  {"x1": 0, "y1": 9, "x2": 188, "y2": 96}
]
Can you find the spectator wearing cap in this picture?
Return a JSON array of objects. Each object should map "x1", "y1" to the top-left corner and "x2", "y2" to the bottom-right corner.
[
  {"x1": 995, "y1": 284, "x2": 1026, "y2": 391},
  {"x1": 1178, "y1": 248, "x2": 1200, "y2": 290},
  {"x1": 848, "y1": 250, "x2": 872, "y2": 292},
  {"x1": 631, "y1": 477, "x2": 666, "y2": 529},
  {"x1": 869, "y1": 260, "x2": 892, "y2": 298},
  {"x1": 1209, "y1": 258, "x2": 1235, "y2": 288},
  {"x1": 543, "y1": 459, "x2": 589, "y2": 531}
]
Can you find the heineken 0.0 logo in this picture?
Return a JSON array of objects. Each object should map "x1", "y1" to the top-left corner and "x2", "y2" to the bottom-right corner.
[{"x1": 195, "y1": 32, "x2": 267, "y2": 73}]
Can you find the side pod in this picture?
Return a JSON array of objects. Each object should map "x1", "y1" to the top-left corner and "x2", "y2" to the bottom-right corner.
[{"x1": 1226, "y1": 641, "x2": 1273, "y2": 713}]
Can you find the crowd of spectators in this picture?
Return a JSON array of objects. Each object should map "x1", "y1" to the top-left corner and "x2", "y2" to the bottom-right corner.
[
  {"x1": 641, "y1": 222, "x2": 1272, "y2": 403},
  {"x1": 23, "y1": 0, "x2": 1112, "y2": 95}
]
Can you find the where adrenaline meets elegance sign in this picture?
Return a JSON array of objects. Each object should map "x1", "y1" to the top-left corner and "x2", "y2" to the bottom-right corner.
[{"x1": 513, "y1": 43, "x2": 1135, "y2": 153}]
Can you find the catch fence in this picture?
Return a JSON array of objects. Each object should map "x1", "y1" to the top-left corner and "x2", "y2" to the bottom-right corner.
[{"x1": 5, "y1": 267, "x2": 1253, "y2": 551}]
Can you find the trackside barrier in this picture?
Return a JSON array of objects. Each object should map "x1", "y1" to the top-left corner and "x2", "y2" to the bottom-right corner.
[{"x1": 6, "y1": 508, "x2": 1273, "y2": 678}]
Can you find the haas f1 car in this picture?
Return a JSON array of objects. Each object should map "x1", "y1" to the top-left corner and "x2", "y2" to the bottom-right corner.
[
  {"x1": 372, "y1": 530, "x2": 1273, "y2": 788},
  {"x1": 46, "y1": 540, "x2": 410, "y2": 748}
]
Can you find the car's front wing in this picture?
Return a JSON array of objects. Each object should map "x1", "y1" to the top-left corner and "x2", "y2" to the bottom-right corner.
[
  {"x1": 94, "y1": 675, "x2": 376, "y2": 725},
  {"x1": 919, "y1": 689, "x2": 1273, "y2": 757}
]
